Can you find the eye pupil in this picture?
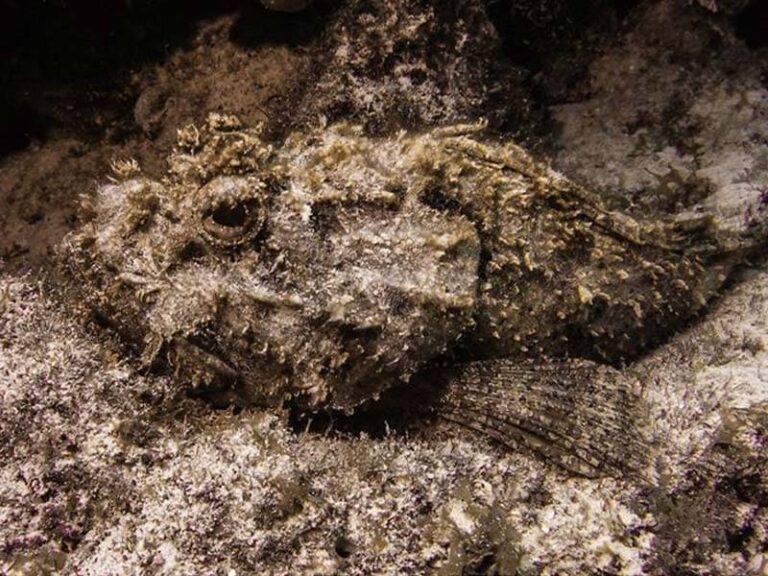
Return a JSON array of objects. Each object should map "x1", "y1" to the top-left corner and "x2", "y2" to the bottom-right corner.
[
  {"x1": 197, "y1": 176, "x2": 267, "y2": 246},
  {"x1": 212, "y1": 202, "x2": 247, "y2": 228}
]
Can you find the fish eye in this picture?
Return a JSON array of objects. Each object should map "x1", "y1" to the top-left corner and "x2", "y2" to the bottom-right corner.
[
  {"x1": 202, "y1": 199, "x2": 260, "y2": 243},
  {"x1": 210, "y1": 202, "x2": 247, "y2": 228},
  {"x1": 197, "y1": 176, "x2": 267, "y2": 246}
]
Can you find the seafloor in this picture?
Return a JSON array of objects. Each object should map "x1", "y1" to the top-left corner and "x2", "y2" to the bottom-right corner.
[{"x1": 1, "y1": 0, "x2": 767, "y2": 574}]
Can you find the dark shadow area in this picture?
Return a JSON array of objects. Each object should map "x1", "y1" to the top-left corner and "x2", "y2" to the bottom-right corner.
[
  {"x1": 486, "y1": 0, "x2": 642, "y2": 108},
  {"x1": 0, "y1": 0, "x2": 233, "y2": 156},
  {"x1": 0, "y1": 0, "x2": 334, "y2": 158},
  {"x1": 487, "y1": 0, "x2": 641, "y2": 72},
  {"x1": 0, "y1": 98, "x2": 49, "y2": 156},
  {"x1": 0, "y1": 0, "x2": 236, "y2": 82},
  {"x1": 229, "y1": 0, "x2": 337, "y2": 48},
  {"x1": 287, "y1": 368, "x2": 447, "y2": 441},
  {"x1": 733, "y1": 0, "x2": 768, "y2": 49}
]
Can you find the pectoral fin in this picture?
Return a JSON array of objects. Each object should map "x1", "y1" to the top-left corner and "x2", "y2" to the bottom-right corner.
[{"x1": 436, "y1": 359, "x2": 647, "y2": 478}]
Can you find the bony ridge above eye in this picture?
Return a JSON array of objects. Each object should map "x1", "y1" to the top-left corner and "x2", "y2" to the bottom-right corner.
[{"x1": 197, "y1": 176, "x2": 268, "y2": 246}]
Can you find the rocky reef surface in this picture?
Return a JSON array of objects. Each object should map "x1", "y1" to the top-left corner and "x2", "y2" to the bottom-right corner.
[
  {"x1": 1, "y1": 0, "x2": 767, "y2": 574},
  {"x1": 1, "y1": 250, "x2": 766, "y2": 575}
]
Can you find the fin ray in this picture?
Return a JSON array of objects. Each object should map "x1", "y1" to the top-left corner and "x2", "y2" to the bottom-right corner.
[{"x1": 436, "y1": 359, "x2": 647, "y2": 478}]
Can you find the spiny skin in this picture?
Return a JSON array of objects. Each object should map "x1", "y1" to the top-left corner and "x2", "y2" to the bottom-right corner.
[{"x1": 63, "y1": 114, "x2": 752, "y2": 416}]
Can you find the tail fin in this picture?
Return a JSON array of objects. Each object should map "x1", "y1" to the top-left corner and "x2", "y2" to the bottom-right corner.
[{"x1": 436, "y1": 359, "x2": 648, "y2": 478}]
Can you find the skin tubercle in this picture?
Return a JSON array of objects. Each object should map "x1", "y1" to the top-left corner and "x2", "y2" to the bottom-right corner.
[{"x1": 63, "y1": 114, "x2": 759, "y2": 415}]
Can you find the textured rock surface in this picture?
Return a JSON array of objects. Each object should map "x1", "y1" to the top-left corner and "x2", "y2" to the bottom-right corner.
[
  {"x1": 1, "y1": 264, "x2": 766, "y2": 574},
  {"x1": 292, "y1": 0, "x2": 536, "y2": 136},
  {"x1": 553, "y1": 0, "x2": 768, "y2": 233}
]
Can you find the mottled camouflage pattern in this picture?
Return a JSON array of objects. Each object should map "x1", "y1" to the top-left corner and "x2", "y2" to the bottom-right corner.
[{"x1": 64, "y1": 114, "x2": 759, "y2": 420}]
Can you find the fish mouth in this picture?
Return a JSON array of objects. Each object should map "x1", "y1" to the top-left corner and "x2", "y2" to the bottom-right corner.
[{"x1": 153, "y1": 335, "x2": 241, "y2": 392}]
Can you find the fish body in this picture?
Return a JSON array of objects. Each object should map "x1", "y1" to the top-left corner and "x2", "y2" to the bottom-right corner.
[{"x1": 63, "y1": 114, "x2": 764, "y2": 474}]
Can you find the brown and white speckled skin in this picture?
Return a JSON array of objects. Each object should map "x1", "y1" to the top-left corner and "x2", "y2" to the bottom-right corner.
[{"x1": 62, "y1": 113, "x2": 763, "y2": 414}]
